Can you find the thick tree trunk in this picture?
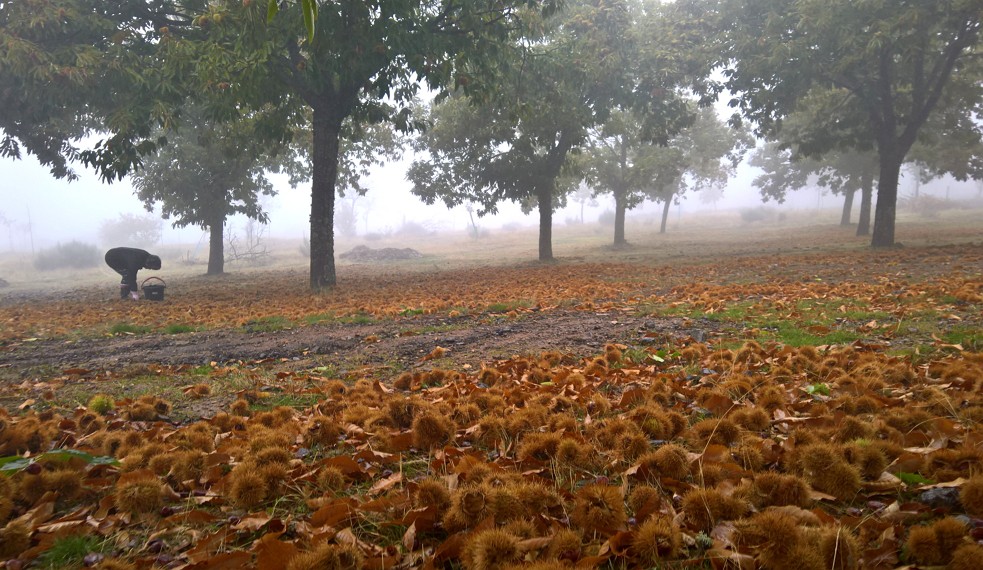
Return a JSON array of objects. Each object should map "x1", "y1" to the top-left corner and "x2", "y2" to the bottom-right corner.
[
  {"x1": 207, "y1": 218, "x2": 224, "y2": 275},
  {"x1": 857, "y1": 170, "x2": 873, "y2": 236},
  {"x1": 310, "y1": 103, "x2": 343, "y2": 289},
  {"x1": 840, "y1": 188, "x2": 856, "y2": 226},
  {"x1": 659, "y1": 197, "x2": 672, "y2": 234},
  {"x1": 871, "y1": 150, "x2": 903, "y2": 247},
  {"x1": 613, "y1": 189, "x2": 627, "y2": 246},
  {"x1": 537, "y1": 187, "x2": 553, "y2": 261}
]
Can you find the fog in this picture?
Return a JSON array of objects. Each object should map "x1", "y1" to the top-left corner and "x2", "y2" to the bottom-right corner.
[{"x1": 1, "y1": 145, "x2": 980, "y2": 255}]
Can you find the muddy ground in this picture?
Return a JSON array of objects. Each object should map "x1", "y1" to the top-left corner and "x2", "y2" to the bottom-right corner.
[
  {"x1": 1, "y1": 309, "x2": 711, "y2": 373},
  {"x1": 0, "y1": 309, "x2": 718, "y2": 420}
]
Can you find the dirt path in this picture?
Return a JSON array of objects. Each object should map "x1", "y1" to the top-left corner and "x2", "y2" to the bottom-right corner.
[{"x1": 0, "y1": 309, "x2": 713, "y2": 379}]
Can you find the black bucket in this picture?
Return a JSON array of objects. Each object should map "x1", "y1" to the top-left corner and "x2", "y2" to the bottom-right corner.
[{"x1": 141, "y1": 276, "x2": 166, "y2": 301}]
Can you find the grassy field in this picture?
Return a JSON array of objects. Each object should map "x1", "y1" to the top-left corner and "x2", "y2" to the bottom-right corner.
[{"x1": 0, "y1": 206, "x2": 981, "y2": 570}]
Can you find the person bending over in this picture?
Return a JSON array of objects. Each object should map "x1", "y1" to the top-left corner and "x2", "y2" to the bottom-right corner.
[{"x1": 105, "y1": 247, "x2": 161, "y2": 300}]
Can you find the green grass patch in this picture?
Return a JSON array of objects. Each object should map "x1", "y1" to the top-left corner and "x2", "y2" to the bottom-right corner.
[
  {"x1": 36, "y1": 534, "x2": 107, "y2": 569},
  {"x1": 109, "y1": 322, "x2": 151, "y2": 335},
  {"x1": 805, "y1": 383, "x2": 831, "y2": 396},
  {"x1": 338, "y1": 312, "x2": 376, "y2": 325},
  {"x1": 756, "y1": 320, "x2": 861, "y2": 346},
  {"x1": 242, "y1": 315, "x2": 293, "y2": 332},
  {"x1": 163, "y1": 323, "x2": 197, "y2": 334},
  {"x1": 486, "y1": 299, "x2": 534, "y2": 313},
  {"x1": 944, "y1": 327, "x2": 983, "y2": 351},
  {"x1": 251, "y1": 393, "x2": 323, "y2": 411},
  {"x1": 303, "y1": 312, "x2": 337, "y2": 325},
  {"x1": 310, "y1": 364, "x2": 341, "y2": 377}
]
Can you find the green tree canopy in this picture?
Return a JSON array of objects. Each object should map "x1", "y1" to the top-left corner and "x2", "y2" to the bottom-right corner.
[
  {"x1": 129, "y1": 108, "x2": 300, "y2": 275},
  {"x1": 173, "y1": 0, "x2": 559, "y2": 289},
  {"x1": 585, "y1": 105, "x2": 749, "y2": 241},
  {"x1": 750, "y1": 142, "x2": 877, "y2": 233},
  {"x1": 688, "y1": 0, "x2": 983, "y2": 247},
  {"x1": 0, "y1": 1, "x2": 203, "y2": 181},
  {"x1": 409, "y1": 0, "x2": 694, "y2": 260}
]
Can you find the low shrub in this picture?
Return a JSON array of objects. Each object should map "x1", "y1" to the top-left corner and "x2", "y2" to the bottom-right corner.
[{"x1": 33, "y1": 241, "x2": 101, "y2": 271}]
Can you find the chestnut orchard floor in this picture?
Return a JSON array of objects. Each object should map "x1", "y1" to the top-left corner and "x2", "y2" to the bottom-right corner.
[{"x1": 0, "y1": 213, "x2": 982, "y2": 570}]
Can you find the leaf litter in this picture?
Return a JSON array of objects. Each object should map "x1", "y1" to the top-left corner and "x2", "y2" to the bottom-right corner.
[{"x1": 0, "y1": 243, "x2": 981, "y2": 569}]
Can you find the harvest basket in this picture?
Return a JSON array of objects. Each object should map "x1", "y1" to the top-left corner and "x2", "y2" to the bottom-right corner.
[{"x1": 141, "y1": 276, "x2": 166, "y2": 301}]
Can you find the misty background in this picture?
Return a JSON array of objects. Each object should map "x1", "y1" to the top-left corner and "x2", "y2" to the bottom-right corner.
[{"x1": 3, "y1": 143, "x2": 979, "y2": 256}]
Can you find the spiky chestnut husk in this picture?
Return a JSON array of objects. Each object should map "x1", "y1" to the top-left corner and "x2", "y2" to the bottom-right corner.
[
  {"x1": 229, "y1": 398, "x2": 251, "y2": 416},
  {"x1": 87, "y1": 394, "x2": 114, "y2": 415},
  {"x1": 285, "y1": 543, "x2": 363, "y2": 570},
  {"x1": 949, "y1": 543, "x2": 983, "y2": 570},
  {"x1": 41, "y1": 469, "x2": 83, "y2": 502},
  {"x1": 517, "y1": 432, "x2": 561, "y2": 463},
  {"x1": 385, "y1": 397, "x2": 425, "y2": 430},
  {"x1": 731, "y1": 407, "x2": 771, "y2": 431},
  {"x1": 304, "y1": 419, "x2": 342, "y2": 448},
  {"x1": 248, "y1": 429, "x2": 293, "y2": 453},
  {"x1": 960, "y1": 474, "x2": 983, "y2": 516},
  {"x1": 254, "y1": 447, "x2": 293, "y2": 467},
  {"x1": 835, "y1": 416, "x2": 876, "y2": 442},
  {"x1": 633, "y1": 514, "x2": 682, "y2": 564},
  {"x1": 747, "y1": 472, "x2": 812, "y2": 508},
  {"x1": 115, "y1": 478, "x2": 166, "y2": 515},
  {"x1": 603, "y1": 344, "x2": 622, "y2": 364},
  {"x1": 800, "y1": 443, "x2": 861, "y2": 501},
  {"x1": 814, "y1": 526, "x2": 861, "y2": 570},
  {"x1": 412, "y1": 411, "x2": 456, "y2": 450},
  {"x1": 555, "y1": 438, "x2": 589, "y2": 467},
  {"x1": 461, "y1": 529, "x2": 520, "y2": 570},
  {"x1": 627, "y1": 485, "x2": 663, "y2": 517},
  {"x1": 0, "y1": 520, "x2": 32, "y2": 558},
  {"x1": 689, "y1": 418, "x2": 741, "y2": 447},
  {"x1": 843, "y1": 442, "x2": 888, "y2": 480},
  {"x1": 734, "y1": 438, "x2": 765, "y2": 471},
  {"x1": 681, "y1": 488, "x2": 748, "y2": 532},
  {"x1": 933, "y1": 516, "x2": 968, "y2": 558},
  {"x1": 126, "y1": 403, "x2": 157, "y2": 421},
  {"x1": 637, "y1": 444, "x2": 689, "y2": 481},
  {"x1": 545, "y1": 528, "x2": 582, "y2": 562},
  {"x1": 570, "y1": 485, "x2": 626, "y2": 536},
  {"x1": 170, "y1": 450, "x2": 208, "y2": 484},
  {"x1": 227, "y1": 468, "x2": 267, "y2": 510},
  {"x1": 905, "y1": 524, "x2": 943, "y2": 566},
  {"x1": 736, "y1": 510, "x2": 803, "y2": 569},
  {"x1": 413, "y1": 479, "x2": 450, "y2": 510},
  {"x1": 317, "y1": 467, "x2": 347, "y2": 493}
]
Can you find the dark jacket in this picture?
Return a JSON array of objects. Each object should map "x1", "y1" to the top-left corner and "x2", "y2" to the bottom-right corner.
[{"x1": 105, "y1": 247, "x2": 161, "y2": 291}]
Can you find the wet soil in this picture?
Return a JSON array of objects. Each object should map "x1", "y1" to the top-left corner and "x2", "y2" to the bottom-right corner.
[{"x1": 0, "y1": 309, "x2": 712, "y2": 376}]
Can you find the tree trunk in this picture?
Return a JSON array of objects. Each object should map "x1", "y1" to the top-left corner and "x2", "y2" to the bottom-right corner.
[
  {"x1": 659, "y1": 197, "x2": 672, "y2": 234},
  {"x1": 857, "y1": 169, "x2": 873, "y2": 236},
  {"x1": 537, "y1": 187, "x2": 553, "y2": 261},
  {"x1": 613, "y1": 188, "x2": 627, "y2": 246},
  {"x1": 309, "y1": 103, "x2": 343, "y2": 289},
  {"x1": 912, "y1": 164, "x2": 920, "y2": 199},
  {"x1": 840, "y1": 188, "x2": 856, "y2": 226},
  {"x1": 207, "y1": 217, "x2": 224, "y2": 275},
  {"x1": 871, "y1": 149, "x2": 903, "y2": 247}
]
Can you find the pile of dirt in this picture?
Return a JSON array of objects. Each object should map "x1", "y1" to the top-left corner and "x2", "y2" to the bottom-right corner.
[{"x1": 340, "y1": 244, "x2": 423, "y2": 262}]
